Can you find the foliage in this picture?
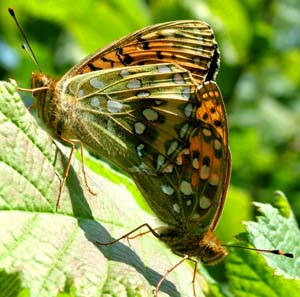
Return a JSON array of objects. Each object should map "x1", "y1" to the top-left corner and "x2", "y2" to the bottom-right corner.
[
  {"x1": 1, "y1": 80, "x2": 299, "y2": 297},
  {"x1": 0, "y1": 0, "x2": 299, "y2": 296},
  {"x1": 0, "y1": 0, "x2": 299, "y2": 218}
]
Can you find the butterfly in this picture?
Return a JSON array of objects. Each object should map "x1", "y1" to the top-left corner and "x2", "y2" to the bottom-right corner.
[
  {"x1": 95, "y1": 78, "x2": 231, "y2": 296},
  {"x1": 46, "y1": 62, "x2": 230, "y2": 296},
  {"x1": 27, "y1": 20, "x2": 221, "y2": 207},
  {"x1": 10, "y1": 9, "x2": 229, "y2": 295},
  {"x1": 9, "y1": 8, "x2": 294, "y2": 295}
]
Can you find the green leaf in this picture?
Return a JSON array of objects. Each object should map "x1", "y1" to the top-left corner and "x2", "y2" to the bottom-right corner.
[
  {"x1": 225, "y1": 192, "x2": 300, "y2": 296},
  {"x1": 1, "y1": 80, "x2": 299, "y2": 297},
  {"x1": 0, "y1": 80, "x2": 208, "y2": 297},
  {"x1": 0, "y1": 270, "x2": 25, "y2": 297},
  {"x1": 207, "y1": 0, "x2": 252, "y2": 65},
  {"x1": 247, "y1": 194, "x2": 300, "y2": 279}
]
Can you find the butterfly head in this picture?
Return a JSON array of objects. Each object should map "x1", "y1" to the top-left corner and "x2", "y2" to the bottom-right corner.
[
  {"x1": 198, "y1": 230, "x2": 228, "y2": 264},
  {"x1": 30, "y1": 72, "x2": 61, "y2": 134},
  {"x1": 31, "y1": 72, "x2": 54, "y2": 90},
  {"x1": 157, "y1": 227, "x2": 227, "y2": 264}
]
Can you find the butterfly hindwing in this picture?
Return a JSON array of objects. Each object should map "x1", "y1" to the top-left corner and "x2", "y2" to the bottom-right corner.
[{"x1": 131, "y1": 82, "x2": 230, "y2": 231}]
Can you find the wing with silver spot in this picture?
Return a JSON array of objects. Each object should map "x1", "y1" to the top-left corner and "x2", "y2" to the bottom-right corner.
[
  {"x1": 62, "y1": 20, "x2": 219, "y2": 85},
  {"x1": 131, "y1": 82, "x2": 230, "y2": 231},
  {"x1": 61, "y1": 63, "x2": 204, "y2": 173}
]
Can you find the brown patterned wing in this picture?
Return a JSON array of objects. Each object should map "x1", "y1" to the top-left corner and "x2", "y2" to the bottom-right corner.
[
  {"x1": 187, "y1": 81, "x2": 230, "y2": 230},
  {"x1": 131, "y1": 81, "x2": 230, "y2": 231},
  {"x1": 63, "y1": 63, "x2": 200, "y2": 173},
  {"x1": 64, "y1": 20, "x2": 219, "y2": 85}
]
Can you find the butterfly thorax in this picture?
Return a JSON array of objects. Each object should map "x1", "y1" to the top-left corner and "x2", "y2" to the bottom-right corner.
[
  {"x1": 157, "y1": 227, "x2": 227, "y2": 264},
  {"x1": 31, "y1": 72, "x2": 77, "y2": 140}
]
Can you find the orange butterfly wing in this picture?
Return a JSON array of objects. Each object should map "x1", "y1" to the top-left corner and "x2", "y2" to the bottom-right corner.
[{"x1": 65, "y1": 21, "x2": 219, "y2": 85}]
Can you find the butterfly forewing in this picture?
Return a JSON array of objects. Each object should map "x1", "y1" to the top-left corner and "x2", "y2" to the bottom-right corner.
[
  {"x1": 31, "y1": 20, "x2": 221, "y2": 180},
  {"x1": 58, "y1": 63, "x2": 202, "y2": 173},
  {"x1": 65, "y1": 21, "x2": 219, "y2": 85}
]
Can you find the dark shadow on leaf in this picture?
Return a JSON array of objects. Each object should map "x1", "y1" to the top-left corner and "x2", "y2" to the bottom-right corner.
[
  {"x1": 54, "y1": 142, "x2": 94, "y2": 219},
  {"x1": 52, "y1": 116, "x2": 180, "y2": 296},
  {"x1": 80, "y1": 220, "x2": 180, "y2": 297},
  {"x1": 0, "y1": 270, "x2": 27, "y2": 297}
]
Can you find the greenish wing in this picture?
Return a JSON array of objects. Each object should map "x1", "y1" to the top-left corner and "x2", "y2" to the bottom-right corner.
[{"x1": 67, "y1": 63, "x2": 201, "y2": 174}]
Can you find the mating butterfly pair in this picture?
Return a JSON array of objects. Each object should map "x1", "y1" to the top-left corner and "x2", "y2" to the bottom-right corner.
[{"x1": 11, "y1": 9, "x2": 230, "y2": 296}]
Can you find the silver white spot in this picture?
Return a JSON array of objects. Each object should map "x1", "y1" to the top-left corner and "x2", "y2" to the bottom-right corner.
[
  {"x1": 174, "y1": 73, "x2": 185, "y2": 84},
  {"x1": 202, "y1": 128, "x2": 212, "y2": 137},
  {"x1": 162, "y1": 164, "x2": 173, "y2": 173},
  {"x1": 192, "y1": 158, "x2": 199, "y2": 169},
  {"x1": 128, "y1": 163, "x2": 152, "y2": 174},
  {"x1": 199, "y1": 196, "x2": 211, "y2": 209},
  {"x1": 107, "y1": 119, "x2": 115, "y2": 133},
  {"x1": 167, "y1": 141, "x2": 178, "y2": 155},
  {"x1": 182, "y1": 87, "x2": 191, "y2": 99},
  {"x1": 186, "y1": 200, "x2": 192, "y2": 206},
  {"x1": 127, "y1": 78, "x2": 141, "y2": 89},
  {"x1": 78, "y1": 89, "x2": 84, "y2": 97},
  {"x1": 90, "y1": 96, "x2": 100, "y2": 107},
  {"x1": 196, "y1": 43, "x2": 205, "y2": 52},
  {"x1": 155, "y1": 100, "x2": 163, "y2": 105},
  {"x1": 180, "y1": 123, "x2": 189, "y2": 138},
  {"x1": 180, "y1": 181, "x2": 193, "y2": 195},
  {"x1": 138, "y1": 162, "x2": 151, "y2": 172},
  {"x1": 214, "y1": 139, "x2": 222, "y2": 150},
  {"x1": 184, "y1": 103, "x2": 193, "y2": 117},
  {"x1": 161, "y1": 184, "x2": 175, "y2": 196},
  {"x1": 160, "y1": 29, "x2": 175, "y2": 37},
  {"x1": 193, "y1": 57, "x2": 200, "y2": 64},
  {"x1": 120, "y1": 69, "x2": 130, "y2": 77},
  {"x1": 157, "y1": 155, "x2": 165, "y2": 170},
  {"x1": 157, "y1": 64, "x2": 172, "y2": 73},
  {"x1": 90, "y1": 78, "x2": 105, "y2": 89},
  {"x1": 107, "y1": 100, "x2": 123, "y2": 113},
  {"x1": 173, "y1": 203, "x2": 180, "y2": 213},
  {"x1": 137, "y1": 91, "x2": 150, "y2": 97},
  {"x1": 196, "y1": 45, "x2": 204, "y2": 51},
  {"x1": 143, "y1": 109, "x2": 159, "y2": 121},
  {"x1": 176, "y1": 154, "x2": 183, "y2": 165},
  {"x1": 200, "y1": 165, "x2": 210, "y2": 179},
  {"x1": 182, "y1": 148, "x2": 190, "y2": 155},
  {"x1": 193, "y1": 28, "x2": 202, "y2": 35},
  {"x1": 136, "y1": 143, "x2": 145, "y2": 157},
  {"x1": 134, "y1": 122, "x2": 146, "y2": 135},
  {"x1": 191, "y1": 213, "x2": 200, "y2": 220},
  {"x1": 209, "y1": 174, "x2": 219, "y2": 186}
]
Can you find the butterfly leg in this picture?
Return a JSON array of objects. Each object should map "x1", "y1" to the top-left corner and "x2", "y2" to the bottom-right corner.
[
  {"x1": 56, "y1": 138, "x2": 96, "y2": 210},
  {"x1": 155, "y1": 255, "x2": 198, "y2": 297},
  {"x1": 79, "y1": 143, "x2": 97, "y2": 196},
  {"x1": 96, "y1": 224, "x2": 198, "y2": 296},
  {"x1": 56, "y1": 137, "x2": 75, "y2": 210},
  {"x1": 95, "y1": 223, "x2": 161, "y2": 246}
]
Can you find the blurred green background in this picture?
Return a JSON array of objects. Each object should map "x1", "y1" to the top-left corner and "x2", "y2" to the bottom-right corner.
[{"x1": 0, "y1": 0, "x2": 299, "y2": 242}]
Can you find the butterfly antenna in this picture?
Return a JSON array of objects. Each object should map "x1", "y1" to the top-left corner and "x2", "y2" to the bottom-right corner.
[
  {"x1": 8, "y1": 7, "x2": 42, "y2": 73},
  {"x1": 222, "y1": 244, "x2": 294, "y2": 258}
]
